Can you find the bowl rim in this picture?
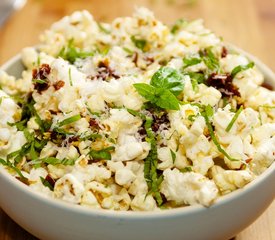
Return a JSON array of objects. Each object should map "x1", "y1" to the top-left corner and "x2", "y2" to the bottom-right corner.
[{"x1": 0, "y1": 44, "x2": 274, "y2": 219}]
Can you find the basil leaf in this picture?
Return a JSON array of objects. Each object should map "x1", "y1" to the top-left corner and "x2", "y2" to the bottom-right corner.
[
  {"x1": 97, "y1": 22, "x2": 111, "y2": 34},
  {"x1": 58, "y1": 114, "x2": 81, "y2": 127},
  {"x1": 171, "y1": 18, "x2": 188, "y2": 34},
  {"x1": 31, "y1": 157, "x2": 76, "y2": 166},
  {"x1": 79, "y1": 133, "x2": 102, "y2": 141},
  {"x1": 131, "y1": 36, "x2": 147, "y2": 52},
  {"x1": 150, "y1": 67, "x2": 184, "y2": 96},
  {"x1": 157, "y1": 89, "x2": 180, "y2": 110},
  {"x1": 40, "y1": 176, "x2": 54, "y2": 191},
  {"x1": 0, "y1": 158, "x2": 27, "y2": 180},
  {"x1": 170, "y1": 149, "x2": 176, "y2": 163},
  {"x1": 231, "y1": 62, "x2": 254, "y2": 79},
  {"x1": 180, "y1": 166, "x2": 192, "y2": 173},
  {"x1": 225, "y1": 106, "x2": 243, "y2": 132},
  {"x1": 202, "y1": 48, "x2": 220, "y2": 72},
  {"x1": 88, "y1": 146, "x2": 115, "y2": 160},
  {"x1": 58, "y1": 39, "x2": 94, "y2": 64},
  {"x1": 133, "y1": 83, "x2": 157, "y2": 102},
  {"x1": 182, "y1": 57, "x2": 201, "y2": 69},
  {"x1": 143, "y1": 117, "x2": 163, "y2": 206},
  {"x1": 201, "y1": 105, "x2": 239, "y2": 161}
]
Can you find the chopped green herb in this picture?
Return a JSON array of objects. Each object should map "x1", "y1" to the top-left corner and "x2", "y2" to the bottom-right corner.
[
  {"x1": 58, "y1": 39, "x2": 94, "y2": 64},
  {"x1": 32, "y1": 79, "x2": 47, "y2": 84},
  {"x1": 180, "y1": 166, "x2": 192, "y2": 173},
  {"x1": 123, "y1": 47, "x2": 134, "y2": 55},
  {"x1": 0, "y1": 158, "x2": 27, "y2": 180},
  {"x1": 68, "y1": 68, "x2": 73, "y2": 86},
  {"x1": 30, "y1": 157, "x2": 76, "y2": 166},
  {"x1": 225, "y1": 105, "x2": 243, "y2": 132},
  {"x1": 40, "y1": 176, "x2": 54, "y2": 191},
  {"x1": 170, "y1": 149, "x2": 176, "y2": 163},
  {"x1": 131, "y1": 36, "x2": 147, "y2": 52},
  {"x1": 126, "y1": 108, "x2": 146, "y2": 120},
  {"x1": 0, "y1": 96, "x2": 8, "y2": 105},
  {"x1": 259, "y1": 105, "x2": 275, "y2": 109},
  {"x1": 171, "y1": 18, "x2": 188, "y2": 34},
  {"x1": 58, "y1": 114, "x2": 81, "y2": 127},
  {"x1": 97, "y1": 22, "x2": 111, "y2": 34},
  {"x1": 231, "y1": 62, "x2": 254, "y2": 79},
  {"x1": 88, "y1": 146, "x2": 115, "y2": 160},
  {"x1": 201, "y1": 105, "x2": 239, "y2": 161},
  {"x1": 80, "y1": 133, "x2": 102, "y2": 141},
  {"x1": 143, "y1": 117, "x2": 163, "y2": 206},
  {"x1": 184, "y1": 72, "x2": 205, "y2": 91},
  {"x1": 201, "y1": 48, "x2": 220, "y2": 72},
  {"x1": 182, "y1": 57, "x2": 202, "y2": 69}
]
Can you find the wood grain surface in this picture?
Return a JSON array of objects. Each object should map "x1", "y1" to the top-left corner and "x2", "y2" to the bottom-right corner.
[{"x1": 0, "y1": 0, "x2": 274, "y2": 239}]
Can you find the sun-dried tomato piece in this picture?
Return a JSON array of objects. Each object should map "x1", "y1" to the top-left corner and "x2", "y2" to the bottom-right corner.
[
  {"x1": 53, "y1": 80, "x2": 65, "y2": 90},
  {"x1": 207, "y1": 73, "x2": 241, "y2": 97}
]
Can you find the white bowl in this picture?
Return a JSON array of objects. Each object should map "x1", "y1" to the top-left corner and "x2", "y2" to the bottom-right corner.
[{"x1": 0, "y1": 46, "x2": 274, "y2": 240}]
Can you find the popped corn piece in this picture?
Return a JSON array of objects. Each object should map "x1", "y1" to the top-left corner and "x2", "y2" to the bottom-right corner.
[
  {"x1": 192, "y1": 156, "x2": 214, "y2": 176},
  {"x1": 157, "y1": 147, "x2": 174, "y2": 170},
  {"x1": 131, "y1": 194, "x2": 158, "y2": 211},
  {"x1": 81, "y1": 190, "x2": 101, "y2": 209},
  {"x1": 211, "y1": 166, "x2": 254, "y2": 194},
  {"x1": 84, "y1": 181, "x2": 112, "y2": 205},
  {"x1": 54, "y1": 174, "x2": 85, "y2": 204},
  {"x1": 115, "y1": 168, "x2": 136, "y2": 186},
  {"x1": 160, "y1": 168, "x2": 219, "y2": 206}
]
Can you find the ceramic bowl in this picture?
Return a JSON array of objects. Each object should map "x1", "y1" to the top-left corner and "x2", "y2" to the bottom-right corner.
[{"x1": 0, "y1": 45, "x2": 274, "y2": 240}]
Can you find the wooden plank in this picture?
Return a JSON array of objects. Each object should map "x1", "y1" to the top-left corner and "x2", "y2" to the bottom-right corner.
[{"x1": 0, "y1": 0, "x2": 274, "y2": 239}]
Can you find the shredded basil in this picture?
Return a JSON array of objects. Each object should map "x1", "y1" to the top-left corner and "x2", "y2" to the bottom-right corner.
[
  {"x1": 201, "y1": 48, "x2": 220, "y2": 72},
  {"x1": 97, "y1": 22, "x2": 111, "y2": 34},
  {"x1": 57, "y1": 114, "x2": 81, "y2": 127},
  {"x1": 225, "y1": 106, "x2": 243, "y2": 132},
  {"x1": 69, "y1": 68, "x2": 73, "y2": 86},
  {"x1": 171, "y1": 18, "x2": 188, "y2": 34},
  {"x1": 170, "y1": 149, "x2": 176, "y2": 163},
  {"x1": 40, "y1": 176, "x2": 54, "y2": 191},
  {"x1": 131, "y1": 36, "x2": 147, "y2": 52},
  {"x1": 201, "y1": 105, "x2": 239, "y2": 161},
  {"x1": 143, "y1": 117, "x2": 163, "y2": 206},
  {"x1": 231, "y1": 62, "x2": 254, "y2": 79},
  {"x1": 58, "y1": 39, "x2": 94, "y2": 64},
  {"x1": 180, "y1": 166, "x2": 192, "y2": 173},
  {"x1": 182, "y1": 57, "x2": 202, "y2": 70},
  {"x1": 88, "y1": 146, "x2": 115, "y2": 160},
  {"x1": 0, "y1": 158, "x2": 27, "y2": 180}
]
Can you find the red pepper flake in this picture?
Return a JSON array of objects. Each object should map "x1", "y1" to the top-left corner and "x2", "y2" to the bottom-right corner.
[
  {"x1": 207, "y1": 73, "x2": 241, "y2": 97},
  {"x1": 53, "y1": 80, "x2": 65, "y2": 90},
  {"x1": 221, "y1": 46, "x2": 228, "y2": 58}
]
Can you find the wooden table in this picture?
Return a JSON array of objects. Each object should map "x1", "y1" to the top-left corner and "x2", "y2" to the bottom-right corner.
[{"x1": 0, "y1": 0, "x2": 274, "y2": 239}]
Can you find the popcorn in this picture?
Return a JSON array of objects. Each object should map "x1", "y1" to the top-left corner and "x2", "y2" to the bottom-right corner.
[
  {"x1": 0, "y1": 7, "x2": 274, "y2": 212},
  {"x1": 160, "y1": 169, "x2": 219, "y2": 206},
  {"x1": 54, "y1": 174, "x2": 85, "y2": 204}
]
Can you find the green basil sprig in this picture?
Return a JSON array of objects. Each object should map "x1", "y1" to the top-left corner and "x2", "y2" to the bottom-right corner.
[{"x1": 134, "y1": 67, "x2": 184, "y2": 110}]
